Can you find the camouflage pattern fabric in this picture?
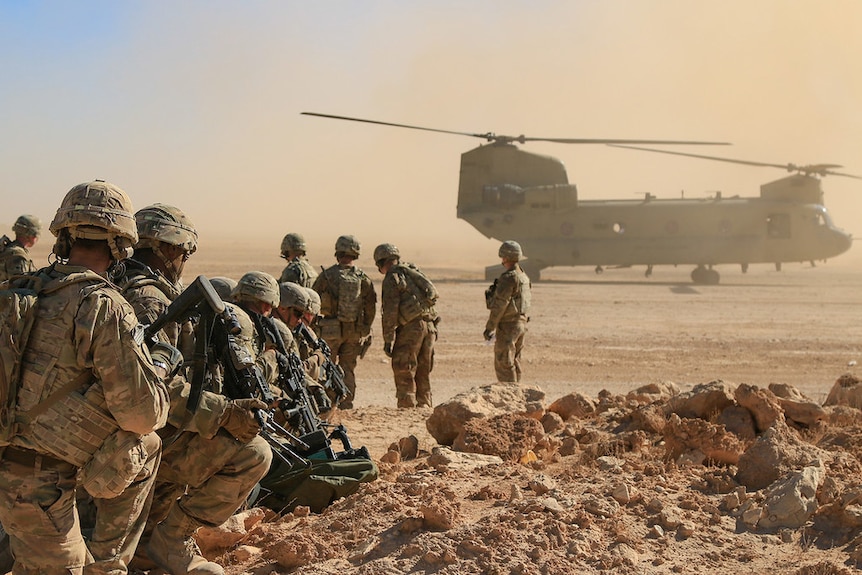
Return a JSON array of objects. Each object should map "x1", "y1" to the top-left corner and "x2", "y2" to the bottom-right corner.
[
  {"x1": 0, "y1": 263, "x2": 170, "y2": 575},
  {"x1": 118, "y1": 268, "x2": 272, "y2": 554},
  {"x1": 278, "y1": 256, "x2": 318, "y2": 288},
  {"x1": 381, "y1": 264, "x2": 438, "y2": 407},
  {"x1": 485, "y1": 264, "x2": 531, "y2": 382},
  {"x1": 312, "y1": 264, "x2": 376, "y2": 408},
  {"x1": 0, "y1": 237, "x2": 35, "y2": 282}
]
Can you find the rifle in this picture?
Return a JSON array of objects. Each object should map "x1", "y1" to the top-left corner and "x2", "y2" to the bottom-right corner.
[
  {"x1": 251, "y1": 312, "x2": 370, "y2": 462},
  {"x1": 144, "y1": 275, "x2": 239, "y2": 418},
  {"x1": 293, "y1": 322, "x2": 349, "y2": 405}
]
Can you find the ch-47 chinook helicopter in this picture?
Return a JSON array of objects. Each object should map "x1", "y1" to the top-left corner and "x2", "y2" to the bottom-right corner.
[{"x1": 302, "y1": 112, "x2": 856, "y2": 284}]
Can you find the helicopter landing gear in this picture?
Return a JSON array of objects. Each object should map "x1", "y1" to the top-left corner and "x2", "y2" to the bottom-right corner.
[
  {"x1": 741, "y1": 263, "x2": 748, "y2": 274},
  {"x1": 775, "y1": 262, "x2": 782, "y2": 272},
  {"x1": 645, "y1": 265, "x2": 653, "y2": 278},
  {"x1": 691, "y1": 265, "x2": 720, "y2": 285},
  {"x1": 595, "y1": 265, "x2": 604, "y2": 275}
]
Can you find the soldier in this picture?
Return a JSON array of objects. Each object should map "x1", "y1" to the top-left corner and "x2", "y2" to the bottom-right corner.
[
  {"x1": 374, "y1": 243, "x2": 439, "y2": 408},
  {"x1": 209, "y1": 276, "x2": 238, "y2": 301},
  {"x1": 119, "y1": 207, "x2": 272, "y2": 575},
  {"x1": 278, "y1": 232, "x2": 318, "y2": 287},
  {"x1": 484, "y1": 240, "x2": 532, "y2": 382},
  {"x1": 312, "y1": 235, "x2": 376, "y2": 409},
  {"x1": 0, "y1": 181, "x2": 172, "y2": 574},
  {"x1": 0, "y1": 214, "x2": 41, "y2": 281}
]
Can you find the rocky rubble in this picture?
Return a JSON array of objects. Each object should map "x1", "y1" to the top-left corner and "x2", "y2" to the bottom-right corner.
[{"x1": 203, "y1": 375, "x2": 862, "y2": 574}]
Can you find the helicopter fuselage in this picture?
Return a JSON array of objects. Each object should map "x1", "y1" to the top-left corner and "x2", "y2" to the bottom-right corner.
[{"x1": 458, "y1": 143, "x2": 852, "y2": 282}]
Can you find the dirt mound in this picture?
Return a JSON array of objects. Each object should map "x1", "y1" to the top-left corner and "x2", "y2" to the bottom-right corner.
[{"x1": 198, "y1": 377, "x2": 862, "y2": 574}]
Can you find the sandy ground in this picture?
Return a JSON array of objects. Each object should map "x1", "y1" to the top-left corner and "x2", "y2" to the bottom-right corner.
[{"x1": 18, "y1": 242, "x2": 862, "y2": 574}]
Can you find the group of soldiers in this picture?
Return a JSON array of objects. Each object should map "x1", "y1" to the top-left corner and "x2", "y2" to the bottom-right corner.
[{"x1": 0, "y1": 179, "x2": 532, "y2": 575}]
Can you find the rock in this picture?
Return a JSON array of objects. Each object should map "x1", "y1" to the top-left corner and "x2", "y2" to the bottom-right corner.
[
  {"x1": 663, "y1": 413, "x2": 745, "y2": 465},
  {"x1": 427, "y1": 446, "x2": 504, "y2": 471},
  {"x1": 196, "y1": 507, "x2": 266, "y2": 556},
  {"x1": 718, "y1": 405, "x2": 757, "y2": 442},
  {"x1": 628, "y1": 404, "x2": 667, "y2": 434},
  {"x1": 659, "y1": 507, "x2": 683, "y2": 530},
  {"x1": 583, "y1": 494, "x2": 620, "y2": 518},
  {"x1": 665, "y1": 380, "x2": 736, "y2": 420},
  {"x1": 768, "y1": 383, "x2": 826, "y2": 427},
  {"x1": 734, "y1": 383, "x2": 785, "y2": 433},
  {"x1": 611, "y1": 483, "x2": 635, "y2": 505},
  {"x1": 736, "y1": 422, "x2": 830, "y2": 491},
  {"x1": 453, "y1": 413, "x2": 545, "y2": 460},
  {"x1": 824, "y1": 373, "x2": 862, "y2": 409},
  {"x1": 547, "y1": 392, "x2": 596, "y2": 420},
  {"x1": 528, "y1": 473, "x2": 557, "y2": 495},
  {"x1": 758, "y1": 461, "x2": 826, "y2": 529},
  {"x1": 625, "y1": 381, "x2": 680, "y2": 405},
  {"x1": 426, "y1": 383, "x2": 546, "y2": 445},
  {"x1": 540, "y1": 411, "x2": 565, "y2": 433}
]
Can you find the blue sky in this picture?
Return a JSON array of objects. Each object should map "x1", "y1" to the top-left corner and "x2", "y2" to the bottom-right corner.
[{"x1": 2, "y1": 1, "x2": 860, "y2": 261}]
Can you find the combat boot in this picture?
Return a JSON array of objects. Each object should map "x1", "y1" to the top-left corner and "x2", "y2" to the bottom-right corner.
[
  {"x1": 146, "y1": 506, "x2": 224, "y2": 575},
  {"x1": 397, "y1": 393, "x2": 416, "y2": 408}
]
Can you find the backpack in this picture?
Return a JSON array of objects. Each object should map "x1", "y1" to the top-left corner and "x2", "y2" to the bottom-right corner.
[
  {"x1": 397, "y1": 263, "x2": 438, "y2": 323},
  {"x1": 0, "y1": 276, "x2": 42, "y2": 446}
]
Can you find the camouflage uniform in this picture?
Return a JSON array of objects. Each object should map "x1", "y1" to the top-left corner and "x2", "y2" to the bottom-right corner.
[
  {"x1": 0, "y1": 215, "x2": 41, "y2": 282},
  {"x1": 0, "y1": 183, "x2": 170, "y2": 575},
  {"x1": 377, "y1": 245, "x2": 438, "y2": 408},
  {"x1": 278, "y1": 233, "x2": 318, "y2": 287},
  {"x1": 121, "y1": 209, "x2": 272, "y2": 575},
  {"x1": 312, "y1": 236, "x2": 376, "y2": 409},
  {"x1": 485, "y1": 241, "x2": 531, "y2": 382}
]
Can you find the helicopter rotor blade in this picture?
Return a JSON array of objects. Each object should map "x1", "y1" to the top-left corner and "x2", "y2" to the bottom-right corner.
[
  {"x1": 608, "y1": 144, "x2": 862, "y2": 179},
  {"x1": 302, "y1": 112, "x2": 729, "y2": 146},
  {"x1": 301, "y1": 112, "x2": 497, "y2": 141},
  {"x1": 524, "y1": 137, "x2": 730, "y2": 146}
]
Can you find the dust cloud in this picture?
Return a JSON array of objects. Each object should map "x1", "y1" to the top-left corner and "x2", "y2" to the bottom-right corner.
[{"x1": 1, "y1": 1, "x2": 860, "y2": 269}]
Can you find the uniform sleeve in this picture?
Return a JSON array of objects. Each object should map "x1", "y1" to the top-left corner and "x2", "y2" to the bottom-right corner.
[
  {"x1": 164, "y1": 375, "x2": 229, "y2": 438},
  {"x1": 485, "y1": 272, "x2": 516, "y2": 331},
  {"x1": 361, "y1": 273, "x2": 377, "y2": 337},
  {"x1": 77, "y1": 290, "x2": 170, "y2": 435},
  {"x1": 381, "y1": 272, "x2": 402, "y2": 344}
]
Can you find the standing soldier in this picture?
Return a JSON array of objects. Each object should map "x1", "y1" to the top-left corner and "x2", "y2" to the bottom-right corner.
[
  {"x1": 278, "y1": 232, "x2": 318, "y2": 287},
  {"x1": 0, "y1": 214, "x2": 41, "y2": 281},
  {"x1": 484, "y1": 240, "x2": 531, "y2": 382},
  {"x1": 312, "y1": 235, "x2": 376, "y2": 409},
  {"x1": 119, "y1": 206, "x2": 271, "y2": 575},
  {"x1": 374, "y1": 243, "x2": 439, "y2": 408},
  {"x1": 0, "y1": 181, "x2": 171, "y2": 574}
]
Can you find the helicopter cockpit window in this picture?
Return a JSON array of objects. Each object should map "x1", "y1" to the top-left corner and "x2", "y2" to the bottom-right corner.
[
  {"x1": 483, "y1": 184, "x2": 525, "y2": 208},
  {"x1": 767, "y1": 213, "x2": 791, "y2": 239}
]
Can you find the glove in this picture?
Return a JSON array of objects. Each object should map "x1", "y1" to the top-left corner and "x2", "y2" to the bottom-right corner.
[
  {"x1": 483, "y1": 329, "x2": 494, "y2": 341},
  {"x1": 383, "y1": 342, "x2": 393, "y2": 357},
  {"x1": 149, "y1": 341, "x2": 183, "y2": 378},
  {"x1": 220, "y1": 398, "x2": 268, "y2": 443}
]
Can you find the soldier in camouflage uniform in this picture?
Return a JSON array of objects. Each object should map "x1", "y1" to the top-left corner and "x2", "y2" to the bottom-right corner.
[
  {"x1": 278, "y1": 232, "x2": 318, "y2": 287},
  {"x1": 0, "y1": 181, "x2": 172, "y2": 574},
  {"x1": 117, "y1": 209, "x2": 272, "y2": 575},
  {"x1": 374, "y1": 244, "x2": 438, "y2": 408},
  {"x1": 311, "y1": 235, "x2": 376, "y2": 409},
  {"x1": 484, "y1": 241, "x2": 532, "y2": 382},
  {"x1": 0, "y1": 214, "x2": 41, "y2": 282}
]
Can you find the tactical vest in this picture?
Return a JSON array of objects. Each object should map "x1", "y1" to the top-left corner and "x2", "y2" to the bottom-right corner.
[
  {"x1": 320, "y1": 266, "x2": 365, "y2": 324},
  {"x1": 396, "y1": 264, "x2": 438, "y2": 325},
  {"x1": 14, "y1": 271, "x2": 122, "y2": 466}
]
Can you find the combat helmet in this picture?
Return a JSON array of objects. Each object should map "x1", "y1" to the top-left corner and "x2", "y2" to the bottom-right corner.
[
  {"x1": 498, "y1": 240, "x2": 523, "y2": 261},
  {"x1": 209, "y1": 276, "x2": 238, "y2": 301},
  {"x1": 135, "y1": 204, "x2": 198, "y2": 255},
  {"x1": 13, "y1": 214, "x2": 41, "y2": 238},
  {"x1": 373, "y1": 243, "x2": 400, "y2": 267},
  {"x1": 303, "y1": 287, "x2": 321, "y2": 316},
  {"x1": 232, "y1": 271, "x2": 280, "y2": 307},
  {"x1": 334, "y1": 235, "x2": 361, "y2": 258},
  {"x1": 49, "y1": 180, "x2": 138, "y2": 261},
  {"x1": 280, "y1": 232, "x2": 307, "y2": 257},
  {"x1": 278, "y1": 281, "x2": 308, "y2": 311}
]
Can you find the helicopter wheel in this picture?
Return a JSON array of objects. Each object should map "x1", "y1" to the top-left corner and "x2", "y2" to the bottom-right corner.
[
  {"x1": 645, "y1": 265, "x2": 653, "y2": 278},
  {"x1": 595, "y1": 265, "x2": 604, "y2": 275},
  {"x1": 691, "y1": 265, "x2": 719, "y2": 285}
]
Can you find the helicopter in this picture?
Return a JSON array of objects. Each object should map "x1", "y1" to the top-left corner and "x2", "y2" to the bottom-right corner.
[{"x1": 302, "y1": 112, "x2": 856, "y2": 284}]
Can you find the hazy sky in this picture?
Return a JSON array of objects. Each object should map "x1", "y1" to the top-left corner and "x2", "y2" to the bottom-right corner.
[{"x1": 2, "y1": 1, "x2": 860, "y2": 264}]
